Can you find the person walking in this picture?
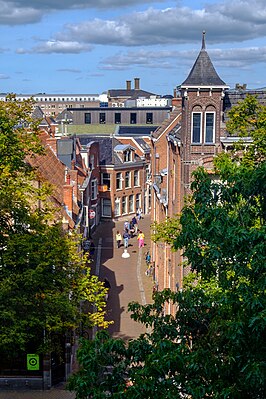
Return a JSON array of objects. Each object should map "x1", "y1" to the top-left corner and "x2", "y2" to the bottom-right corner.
[
  {"x1": 115, "y1": 231, "x2": 122, "y2": 248},
  {"x1": 137, "y1": 230, "x2": 145, "y2": 248},
  {"x1": 103, "y1": 278, "x2": 111, "y2": 301},
  {"x1": 136, "y1": 208, "x2": 142, "y2": 221},
  {"x1": 123, "y1": 230, "x2": 130, "y2": 248},
  {"x1": 131, "y1": 215, "x2": 138, "y2": 234}
]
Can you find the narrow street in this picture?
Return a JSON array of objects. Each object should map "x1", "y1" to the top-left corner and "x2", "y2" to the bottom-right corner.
[
  {"x1": 92, "y1": 214, "x2": 153, "y2": 340},
  {"x1": 0, "y1": 215, "x2": 153, "y2": 398}
]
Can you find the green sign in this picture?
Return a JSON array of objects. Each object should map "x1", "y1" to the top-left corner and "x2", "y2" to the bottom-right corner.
[{"x1": 27, "y1": 354, "x2": 40, "y2": 371}]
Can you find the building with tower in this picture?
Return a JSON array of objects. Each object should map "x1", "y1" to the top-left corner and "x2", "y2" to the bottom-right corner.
[{"x1": 150, "y1": 32, "x2": 266, "y2": 310}]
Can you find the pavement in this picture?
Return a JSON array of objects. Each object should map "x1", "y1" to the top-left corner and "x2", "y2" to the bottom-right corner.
[
  {"x1": 92, "y1": 214, "x2": 153, "y2": 340},
  {"x1": 0, "y1": 215, "x2": 154, "y2": 398}
]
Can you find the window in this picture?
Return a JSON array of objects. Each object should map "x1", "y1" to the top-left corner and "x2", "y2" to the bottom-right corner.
[
  {"x1": 125, "y1": 171, "x2": 131, "y2": 188},
  {"x1": 91, "y1": 179, "x2": 98, "y2": 200},
  {"x1": 129, "y1": 195, "x2": 134, "y2": 213},
  {"x1": 122, "y1": 196, "x2": 127, "y2": 214},
  {"x1": 89, "y1": 154, "x2": 95, "y2": 170},
  {"x1": 85, "y1": 113, "x2": 91, "y2": 124},
  {"x1": 124, "y1": 150, "x2": 133, "y2": 162},
  {"x1": 205, "y1": 112, "x2": 215, "y2": 143},
  {"x1": 145, "y1": 164, "x2": 151, "y2": 182},
  {"x1": 99, "y1": 112, "x2": 106, "y2": 124},
  {"x1": 130, "y1": 113, "x2": 137, "y2": 124},
  {"x1": 192, "y1": 112, "x2": 201, "y2": 143},
  {"x1": 115, "y1": 113, "x2": 121, "y2": 124},
  {"x1": 102, "y1": 198, "x2": 111, "y2": 217},
  {"x1": 146, "y1": 112, "x2": 153, "y2": 124},
  {"x1": 134, "y1": 170, "x2": 139, "y2": 186},
  {"x1": 136, "y1": 193, "x2": 141, "y2": 210},
  {"x1": 114, "y1": 198, "x2": 120, "y2": 217},
  {"x1": 101, "y1": 173, "x2": 111, "y2": 190},
  {"x1": 116, "y1": 172, "x2": 122, "y2": 190}
]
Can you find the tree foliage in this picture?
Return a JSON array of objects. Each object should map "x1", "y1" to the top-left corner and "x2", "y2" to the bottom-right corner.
[
  {"x1": 0, "y1": 97, "x2": 108, "y2": 358},
  {"x1": 68, "y1": 95, "x2": 266, "y2": 398}
]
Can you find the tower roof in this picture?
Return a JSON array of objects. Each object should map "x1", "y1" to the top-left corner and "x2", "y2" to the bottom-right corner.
[{"x1": 181, "y1": 31, "x2": 227, "y2": 87}]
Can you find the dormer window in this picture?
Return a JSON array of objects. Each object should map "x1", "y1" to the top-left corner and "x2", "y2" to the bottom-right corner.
[
  {"x1": 124, "y1": 149, "x2": 133, "y2": 162},
  {"x1": 114, "y1": 144, "x2": 135, "y2": 163}
]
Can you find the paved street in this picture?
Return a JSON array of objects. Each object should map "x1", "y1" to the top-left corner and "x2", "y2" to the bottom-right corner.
[
  {"x1": 93, "y1": 214, "x2": 153, "y2": 340},
  {"x1": 0, "y1": 215, "x2": 153, "y2": 398}
]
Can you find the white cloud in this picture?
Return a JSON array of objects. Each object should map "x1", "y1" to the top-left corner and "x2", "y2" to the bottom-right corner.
[
  {"x1": 0, "y1": 0, "x2": 163, "y2": 24},
  {"x1": 0, "y1": 1, "x2": 43, "y2": 24},
  {"x1": 16, "y1": 40, "x2": 92, "y2": 54},
  {"x1": 54, "y1": 2, "x2": 266, "y2": 47},
  {"x1": 0, "y1": 73, "x2": 10, "y2": 79},
  {"x1": 98, "y1": 47, "x2": 266, "y2": 71}
]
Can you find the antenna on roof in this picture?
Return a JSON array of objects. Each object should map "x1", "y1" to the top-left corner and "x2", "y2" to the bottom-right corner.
[{"x1": 202, "y1": 30, "x2": 206, "y2": 50}]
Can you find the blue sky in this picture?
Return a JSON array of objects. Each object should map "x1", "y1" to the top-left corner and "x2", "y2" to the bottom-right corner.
[{"x1": 0, "y1": 0, "x2": 265, "y2": 95}]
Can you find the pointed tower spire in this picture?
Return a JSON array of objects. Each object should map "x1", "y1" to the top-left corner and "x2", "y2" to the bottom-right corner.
[
  {"x1": 181, "y1": 31, "x2": 227, "y2": 87},
  {"x1": 201, "y1": 30, "x2": 206, "y2": 50}
]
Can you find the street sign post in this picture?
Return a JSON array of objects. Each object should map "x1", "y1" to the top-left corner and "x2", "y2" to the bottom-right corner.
[{"x1": 89, "y1": 209, "x2": 95, "y2": 219}]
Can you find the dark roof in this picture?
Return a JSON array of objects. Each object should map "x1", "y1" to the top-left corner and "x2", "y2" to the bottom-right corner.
[
  {"x1": 134, "y1": 138, "x2": 151, "y2": 153},
  {"x1": 78, "y1": 136, "x2": 117, "y2": 165},
  {"x1": 108, "y1": 89, "x2": 155, "y2": 98},
  {"x1": 56, "y1": 110, "x2": 73, "y2": 123},
  {"x1": 223, "y1": 89, "x2": 266, "y2": 122},
  {"x1": 78, "y1": 135, "x2": 144, "y2": 166},
  {"x1": 116, "y1": 126, "x2": 158, "y2": 136},
  {"x1": 181, "y1": 32, "x2": 227, "y2": 87}
]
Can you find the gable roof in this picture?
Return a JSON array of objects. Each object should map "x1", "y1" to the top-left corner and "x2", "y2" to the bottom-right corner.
[
  {"x1": 152, "y1": 107, "x2": 181, "y2": 140},
  {"x1": 181, "y1": 32, "x2": 227, "y2": 88},
  {"x1": 114, "y1": 144, "x2": 135, "y2": 152}
]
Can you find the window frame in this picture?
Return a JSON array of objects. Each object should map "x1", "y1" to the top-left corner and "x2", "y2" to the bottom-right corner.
[
  {"x1": 191, "y1": 112, "x2": 202, "y2": 144},
  {"x1": 204, "y1": 111, "x2": 215, "y2": 144},
  {"x1": 135, "y1": 193, "x2": 141, "y2": 210},
  {"x1": 130, "y1": 112, "x2": 137, "y2": 124},
  {"x1": 102, "y1": 198, "x2": 112, "y2": 217},
  {"x1": 91, "y1": 179, "x2": 98, "y2": 200},
  {"x1": 134, "y1": 170, "x2": 139, "y2": 186},
  {"x1": 116, "y1": 172, "x2": 123, "y2": 190},
  {"x1": 122, "y1": 196, "x2": 127, "y2": 215},
  {"x1": 114, "y1": 112, "x2": 121, "y2": 124},
  {"x1": 99, "y1": 112, "x2": 106, "y2": 124},
  {"x1": 123, "y1": 149, "x2": 133, "y2": 162},
  {"x1": 146, "y1": 112, "x2": 153, "y2": 124},
  {"x1": 125, "y1": 171, "x2": 131, "y2": 188},
  {"x1": 129, "y1": 194, "x2": 134, "y2": 213},
  {"x1": 101, "y1": 172, "x2": 111, "y2": 190},
  {"x1": 84, "y1": 112, "x2": 91, "y2": 124}
]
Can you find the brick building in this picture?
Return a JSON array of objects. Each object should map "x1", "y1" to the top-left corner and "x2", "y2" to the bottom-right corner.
[
  {"x1": 78, "y1": 135, "x2": 151, "y2": 220},
  {"x1": 150, "y1": 32, "x2": 266, "y2": 307}
]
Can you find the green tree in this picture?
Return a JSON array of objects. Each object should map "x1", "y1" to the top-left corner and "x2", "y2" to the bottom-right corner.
[
  {"x1": 68, "y1": 95, "x2": 266, "y2": 398},
  {"x1": 0, "y1": 97, "x2": 108, "y2": 359}
]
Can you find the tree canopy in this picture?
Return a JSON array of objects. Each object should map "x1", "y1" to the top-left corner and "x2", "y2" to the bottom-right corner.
[
  {"x1": 68, "y1": 95, "x2": 266, "y2": 398},
  {"x1": 0, "y1": 97, "x2": 108, "y2": 359}
]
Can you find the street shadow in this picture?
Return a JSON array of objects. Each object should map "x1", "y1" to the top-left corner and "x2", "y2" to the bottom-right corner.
[{"x1": 100, "y1": 265, "x2": 127, "y2": 337}]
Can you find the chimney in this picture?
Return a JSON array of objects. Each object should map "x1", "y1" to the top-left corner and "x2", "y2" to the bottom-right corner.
[
  {"x1": 63, "y1": 184, "x2": 73, "y2": 217},
  {"x1": 134, "y1": 77, "x2": 140, "y2": 90},
  {"x1": 126, "y1": 80, "x2": 131, "y2": 90}
]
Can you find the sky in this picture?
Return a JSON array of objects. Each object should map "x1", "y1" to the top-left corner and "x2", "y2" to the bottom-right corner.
[{"x1": 0, "y1": 0, "x2": 265, "y2": 96}]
